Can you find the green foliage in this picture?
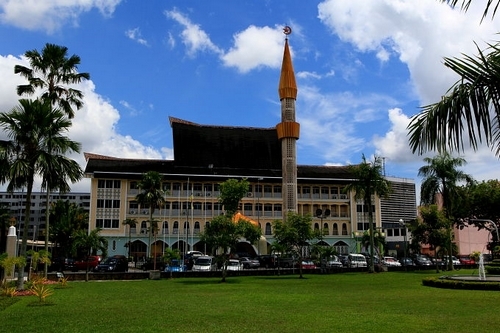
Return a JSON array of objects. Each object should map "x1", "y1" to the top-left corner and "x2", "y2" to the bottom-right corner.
[
  {"x1": 273, "y1": 212, "x2": 314, "y2": 278},
  {"x1": 218, "y1": 178, "x2": 249, "y2": 216},
  {"x1": 411, "y1": 205, "x2": 451, "y2": 260},
  {"x1": 27, "y1": 250, "x2": 51, "y2": 273},
  {"x1": 29, "y1": 282, "x2": 54, "y2": 303},
  {"x1": 49, "y1": 200, "x2": 89, "y2": 257}
]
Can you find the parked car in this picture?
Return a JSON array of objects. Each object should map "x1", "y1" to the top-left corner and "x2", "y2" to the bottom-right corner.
[
  {"x1": 226, "y1": 259, "x2": 244, "y2": 271},
  {"x1": 298, "y1": 260, "x2": 317, "y2": 269},
  {"x1": 95, "y1": 255, "x2": 129, "y2": 272},
  {"x1": 383, "y1": 256, "x2": 402, "y2": 267},
  {"x1": 192, "y1": 256, "x2": 217, "y2": 271},
  {"x1": 459, "y1": 256, "x2": 475, "y2": 266},
  {"x1": 49, "y1": 257, "x2": 75, "y2": 272},
  {"x1": 257, "y1": 254, "x2": 278, "y2": 268},
  {"x1": 184, "y1": 251, "x2": 204, "y2": 270},
  {"x1": 239, "y1": 257, "x2": 260, "y2": 269},
  {"x1": 443, "y1": 256, "x2": 461, "y2": 266},
  {"x1": 338, "y1": 255, "x2": 350, "y2": 267},
  {"x1": 322, "y1": 255, "x2": 343, "y2": 268},
  {"x1": 348, "y1": 254, "x2": 367, "y2": 268},
  {"x1": 73, "y1": 255, "x2": 101, "y2": 271},
  {"x1": 165, "y1": 259, "x2": 187, "y2": 272},
  {"x1": 141, "y1": 257, "x2": 166, "y2": 271},
  {"x1": 399, "y1": 257, "x2": 415, "y2": 266},
  {"x1": 413, "y1": 254, "x2": 432, "y2": 266}
]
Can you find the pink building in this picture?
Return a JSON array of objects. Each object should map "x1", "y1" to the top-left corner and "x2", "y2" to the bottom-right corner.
[{"x1": 454, "y1": 225, "x2": 491, "y2": 256}]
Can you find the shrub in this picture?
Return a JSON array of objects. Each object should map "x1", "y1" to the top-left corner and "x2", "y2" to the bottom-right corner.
[
  {"x1": 422, "y1": 277, "x2": 500, "y2": 291},
  {"x1": 29, "y1": 283, "x2": 53, "y2": 303}
]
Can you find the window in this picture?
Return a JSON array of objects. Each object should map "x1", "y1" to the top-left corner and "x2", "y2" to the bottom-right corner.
[
  {"x1": 265, "y1": 223, "x2": 272, "y2": 235},
  {"x1": 333, "y1": 223, "x2": 339, "y2": 235},
  {"x1": 96, "y1": 219, "x2": 120, "y2": 229},
  {"x1": 162, "y1": 222, "x2": 169, "y2": 234},
  {"x1": 173, "y1": 221, "x2": 179, "y2": 234},
  {"x1": 98, "y1": 180, "x2": 120, "y2": 189}
]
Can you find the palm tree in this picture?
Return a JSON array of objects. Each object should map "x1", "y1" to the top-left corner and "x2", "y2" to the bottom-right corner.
[
  {"x1": 408, "y1": 1, "x2": 500, "y2": 157},
  {"x1": 0, "y1": 99, "x2": 82, "y2": 289},
  {"x1": 14, "y1": 43, "x2": 90, "y2": 119},
  {"x1": 72, "y1": 229, "x2": 108, "y2": 282},
  {"x1": 123, "y1": 218, "x2": 137, "y2": 259},
  {"x1": 344, "y1": 155, "x2": 391, "y2": 273},
  {"x1": 418, "y1": 152, "x2": 473, "y2": 270},
  {"x1": 15, "y1": 43, "x2": 88, "y2": 278},
  {"x1": 135, "y1": 171, "x2": 165, "y2": 270}
]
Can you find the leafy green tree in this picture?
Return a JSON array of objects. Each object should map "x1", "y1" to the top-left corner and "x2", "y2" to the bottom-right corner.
[
  {"x1": 410, "y1": 205, "x2": 451, "y2": 273},
  {"x1": 344, "y1": 155, "x2": 391, "y2": 273},
  {"x1": 408, "y1": 1, "x2": 500, "y2": 157},
  {"x1": 136, "y1": 171, "x2": 165, "y2": 269},
  {"x1": 0, "y1": 99, "x2": 82, "y2": 290},
  {"x1": 273, "y1": 212, "x2": 314, "y2": 279},
  {"x1": 26, "y1": 249, "x2": 51, "y2": 278},
  {"x1": 14, "y1": 43, "x2": 90, "y2": 119},
  {"x1": 201, "y1": 178, "x2": 260, "y2": 282},
  {"x1": 163, "y1": 248, "x2": 181, "y2": 279},
  {"x1": 71, "y1": 229, "x2": 107, "y2": 282},
  {"x1": 418, "y1": 152, "x2": 473, "y2": 270},
  {"x1": 49, "y1": 200, "x2": 88, "y2": 258},
  {"x1": 123, "y1": 218, "x2": 137, "y2": 259}
]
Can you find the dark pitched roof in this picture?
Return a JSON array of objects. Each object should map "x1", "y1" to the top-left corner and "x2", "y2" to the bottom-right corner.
[
  {"x1": 169, "y1": 117, "x2": 281, "y2": 170},
  {"x1": 84, "y1": 118, "x2": 355, "y2": 182}
]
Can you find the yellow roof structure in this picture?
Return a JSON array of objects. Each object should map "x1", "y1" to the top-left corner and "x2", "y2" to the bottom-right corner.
[
  {"x1": 232, "y1": 212, "x2": 259, "y2": 226},
  {"x1": 278, "y1": 38, "x2": 297, "y2": 100}
]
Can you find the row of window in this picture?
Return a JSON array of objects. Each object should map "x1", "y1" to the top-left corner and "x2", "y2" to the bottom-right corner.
[{"x1": 127, "y1": 181, "x2": 349, "y2": 199}]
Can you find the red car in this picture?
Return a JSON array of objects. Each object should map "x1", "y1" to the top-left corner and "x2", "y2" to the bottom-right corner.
[
  {"x1": 298, "y1": 260, "x2": 317, "y2": 269},
  {"x1": 459, "y1": 256, "x2": 476, "y2": 266},
  {"x1": 73, "y1": 256, "x2": 101, "y2": 271}
]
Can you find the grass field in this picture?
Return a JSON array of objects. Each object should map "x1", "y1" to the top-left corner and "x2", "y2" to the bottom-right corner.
[{"x1": 1, "y1": 269, "x2": 499, "y2": 333}]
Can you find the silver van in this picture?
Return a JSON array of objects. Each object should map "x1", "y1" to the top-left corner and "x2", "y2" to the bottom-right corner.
[
  {"x1": 192, "y1": 256, "x2": 217, "y2": 271},
  {"x1": 348, "y1": 254, "x2": 368, "y2": 268}
]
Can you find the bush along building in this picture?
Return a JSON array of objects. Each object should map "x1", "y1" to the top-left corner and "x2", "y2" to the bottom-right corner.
[{"x1": 83, "y1": 30, "x2": 416, "y2": 260}]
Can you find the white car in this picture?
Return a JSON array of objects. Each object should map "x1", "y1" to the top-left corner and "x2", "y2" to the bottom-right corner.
[
  {"x1": 383, "y1": 256, "x2": 402, "y2": 267},
  {"x1": 226, "y1": 259, "x2": 243, "y2": 271}
]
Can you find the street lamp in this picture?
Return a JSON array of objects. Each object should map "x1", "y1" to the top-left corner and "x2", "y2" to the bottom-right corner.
[
  {"x1": 257, "y1": 177, "x2": 263, "y2": 255},
  {"x1": 316, "y1": 208, "x2": 331, "y2": 233},
  {"x1": 399, "y1": 219, "x2": 407, "y2": 271}
]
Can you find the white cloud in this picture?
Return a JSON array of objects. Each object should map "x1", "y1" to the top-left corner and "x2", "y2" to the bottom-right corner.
[
  {"x1": 221, "y1": 25, "x2": 286, "y2": 73},
  {"x1": 0, "y1": 0, "x2": 122, "y2": 33},
  {"x1": 0, "y1": 54, "x2": 171, "y2": 192},
  {"x1": 125, "y1": 27, "x2": 149, "y2": 46},
  {"x1": 165, "y1": 8, "x2": 222, "y2": 57},
  {"x1": 317, "y1": 0, "x2": 500, "y2": 106}
]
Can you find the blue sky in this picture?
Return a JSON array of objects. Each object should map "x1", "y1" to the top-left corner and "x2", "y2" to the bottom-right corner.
[{"x1": 1, "y1": 0, "x2": 499, "y2": 194}]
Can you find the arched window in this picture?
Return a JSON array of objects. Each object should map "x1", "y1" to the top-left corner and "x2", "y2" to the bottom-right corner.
[
  {"x1": 314, "y1": 223, "x2": 319, "y2": 230},
  {"x1": 162, "y1": 222, "x2": 168, "y2": 235},
  {"x1": 173, "y1": 221, "x2": 179, "y2": 234},
  {"x1": 265, "y1": 223, "x2": 272, "y2": 235},
  {"x1": 333, "y1": 223, "x2": 339, "y2": 235},
  {"x1": 140, "y1": 221, "x2": 147, "y2": 234},
  {"x1": 323, "y1": 223, "x2": 329, "y2": 235},
  {"x1": 194, "y1": 221, "x2": 200, "y2": 234},
  {"x1": 342, "y1": 223, "x2": 348, "y2": 235}
]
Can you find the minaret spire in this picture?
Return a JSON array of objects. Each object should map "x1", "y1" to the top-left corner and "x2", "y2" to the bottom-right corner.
[{"x1": 276, "y1": 26, "x2": 299, "y2": 216}]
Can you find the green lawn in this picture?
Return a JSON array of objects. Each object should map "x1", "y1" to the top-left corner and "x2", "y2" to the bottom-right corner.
[{"x1": 1, "y1": 270, "x2": 499, "y2": 333}]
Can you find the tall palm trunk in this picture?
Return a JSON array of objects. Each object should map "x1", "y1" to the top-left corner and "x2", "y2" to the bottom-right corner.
[{"x1": 17, "y1": 174, "x2": 35, "y2": 290}]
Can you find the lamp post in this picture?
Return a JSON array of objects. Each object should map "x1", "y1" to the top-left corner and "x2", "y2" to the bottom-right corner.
[{"x1": 399, "y1": 219, "x2": 407, "y2": 271}]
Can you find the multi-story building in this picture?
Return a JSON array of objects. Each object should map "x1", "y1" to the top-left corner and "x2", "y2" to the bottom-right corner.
[
  {"x1": 83, "y1": 119, "x2": 416, "y2": 260},
  {"x1": 0, "y1": 192, "x2": 91, "y2": 241}
]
